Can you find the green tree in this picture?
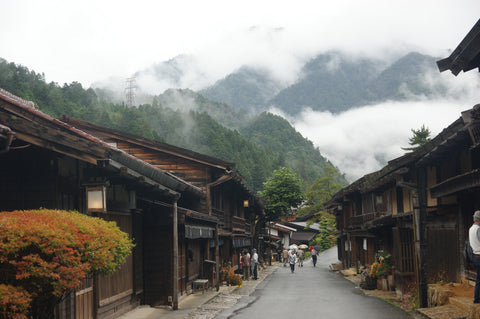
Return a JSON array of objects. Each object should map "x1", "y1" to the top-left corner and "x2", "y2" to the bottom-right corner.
[
  {"x1": 297, "y1": 166, "x2": 343, "y2": 217},
  {"x1": 310, "y1": 214, "x2": 337, "y2": 251},
  {"x1": 402, "y1": 124, "x2": 431, "y2": 151},
  {"x1": 258, "y1": 167, "x2": 304, "y2": 221}
]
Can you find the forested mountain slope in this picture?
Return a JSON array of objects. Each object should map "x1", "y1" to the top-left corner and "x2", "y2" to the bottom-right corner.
[
  {"x1": 0, "y1": 58, "x2": 346, "y2": 190},
  {"x1": 201, "y1": 51, "x2": 451, "y2": 115}
]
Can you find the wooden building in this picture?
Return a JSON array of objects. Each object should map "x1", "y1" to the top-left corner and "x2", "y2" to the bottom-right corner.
[
  {"x1": 0, "y1": 88, "x2": 214, "y2": 318},
  {"x1": 58, "y1": 117, "x2": 264, "y2": 290},
  {"x1": 329, "y1": 18, "x2": 480, "y2": 308}
]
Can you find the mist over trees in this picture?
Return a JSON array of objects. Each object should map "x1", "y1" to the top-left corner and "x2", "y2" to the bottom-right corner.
[
  {"x1": 0, "y1": 58, "x2": 346, "y2": 191},
  {"x1": 200, "y1": 51, "x2": 465, "y2": 116}
]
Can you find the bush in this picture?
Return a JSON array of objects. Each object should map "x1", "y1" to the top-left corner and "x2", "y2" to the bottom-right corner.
[
  {"x1": 0, "y1": 285, "x2": 31, "y2": 319},
  {"x1": 370, "y1": 262, "x2": 380, "y2": 278},
  {"x1": 376, "y1": 251, "x2": 393, "y2": 276},
  {"x1": 0, "y1": 209, "x2": 134, "y2": 319},
  {"x1": 226, "y1": 267, "x2": 242, "y2": 286}
]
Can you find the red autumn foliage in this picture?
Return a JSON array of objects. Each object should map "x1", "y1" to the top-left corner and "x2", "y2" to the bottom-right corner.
[
  {"x1": 0, "y1": 285, "x2": 31, "y2": 319},
  {"x1": 0, "y1": 209, "x2": 134, "y2": 319}
]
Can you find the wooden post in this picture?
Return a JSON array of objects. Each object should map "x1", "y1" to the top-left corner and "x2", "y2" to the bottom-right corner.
[
  {"x1": 414, "y1": 169, "x2": 428, "y2": 308},
  {"x1": 215, "y1": 223, "x2": 220, "y2": 291},
  {"x1": 172, "y1": 198, "x2": 179, "y2": 310}
]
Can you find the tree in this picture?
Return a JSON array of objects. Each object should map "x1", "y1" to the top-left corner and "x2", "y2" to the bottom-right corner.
[
  {"x1": 297, "y1": 166, "x2": 343, "y2": 218},
  {"x1": 310, "y1": 214, "x2": 337, "y2": 251},
  {"x1": 0, "y1": 209, "x2": 134, "y2": 319},
  {"x1": 402, "y1": 124, "x2": 431, "y2": 151},
  {"x1": 258, "y1": 167, "x2": 304, "y2": 221}
]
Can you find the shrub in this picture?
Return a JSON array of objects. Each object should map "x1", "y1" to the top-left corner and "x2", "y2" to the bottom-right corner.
[
  {"x1": 370, "y1": 262, "x2": 380, "y2": 278},
  {"x1": 0, "y1": 285, "x2": 31, "y2": 319},
  {"x1": 226, "y1": 267, "x2": 236, "y2": 285},
  {"x1": 400, "y1": 281, "x2": 419, "y2": 312},
  {"x1": 230, "y1": 274, "x2": 242, "y2": 286},
  {"x1": 0, "y1": 209, "x2": 134, "y2": 319},
  {"x1": 376, "y1": 251, "x2": 393, "y2": 276}
]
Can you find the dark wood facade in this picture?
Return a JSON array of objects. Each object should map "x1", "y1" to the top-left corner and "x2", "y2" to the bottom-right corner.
[
  {"x1": 0, "y1": 88, "x2": 204, "y2": 318},
  {"x1": 330, "y1": 19, "x2": 480, "y2": 307},
  {"x1": 58, "y1": 116, "x2": 264, "y2": 297}
]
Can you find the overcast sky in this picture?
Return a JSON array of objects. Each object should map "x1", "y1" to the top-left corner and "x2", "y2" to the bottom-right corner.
[
  {"x1": 1, "y1": 0, "x2": 480, "y2": 182},
  {"x1": 1, "y1": 0, "x2": 479, "y2": 87}
]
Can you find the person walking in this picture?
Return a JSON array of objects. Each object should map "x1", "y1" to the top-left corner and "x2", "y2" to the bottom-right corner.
[
  {"x1": 297, "y1": 248, "x2": 305, "y2": 267},
  {"x1": 288, "y1": 249, "x2": 297, "y2": 273},
  {"x1": 251, "y1": 248, "x2": 259, "y2": 280},
  {"x1": 469, "y1": 210, "x2": 480, "y2": 303},
  {"x1": 241, "y1": 251, "x2": 250, "y2": 281},
  {"x1": 246, "y1": 250, "x2": 251, "y2": 277},
  {"x1": 282, "y1": 248, "x2": 289, "y2": 267},
  {"x1": 311, "y1": 247, "x2": 318, "y2": 267}
]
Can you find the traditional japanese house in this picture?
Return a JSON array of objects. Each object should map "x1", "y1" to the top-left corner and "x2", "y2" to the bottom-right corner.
[
  {"x1": 328, "y1": 138, "x2": 451, "y2": 298},
  {"x1": 0, "y1": 88, "x2": 210, "y2": 318},
  {"x1": 329, "y1": 18, "x2": 480, "y2": 306},
  {"x1": 58, "y1": 117, "x2": 264, "y2": 286},
  {"x1": 263, "y1": 222, "x2": 296, "y2": 261},
  {"x1": 434, "y1": 21, "x2": 480, "y2": 287},
  {"x1": 282, "y1": 221, "x2": 319, "y2": 246},
  {"x1": 329, "y1": 109, "x2": 480, "y2": 305}
]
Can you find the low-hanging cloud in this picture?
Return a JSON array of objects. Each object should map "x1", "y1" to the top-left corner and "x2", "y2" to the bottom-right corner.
[{"x1": 274, "y1": 100, "x2": 472, "y2": 183}]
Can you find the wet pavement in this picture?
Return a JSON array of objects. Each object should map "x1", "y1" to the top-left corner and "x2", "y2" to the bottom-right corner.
[
  {"x1": 119, "y1": 248, "x2": 416, "y2": 319},
  {"x1": 118, "y1": 262, "x2": 277, "y2": 319},
  {"x1": 216, "y1": 248, "x2": 413, "y2": 319}
]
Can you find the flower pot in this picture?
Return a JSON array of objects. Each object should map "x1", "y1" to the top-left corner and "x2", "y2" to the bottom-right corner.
[
  {"x1": 364, "y1": 276, "x2": 377, "y2": 290},
  {"x1": 387, "y1": 274, "x2": 395, "y2": 290}
]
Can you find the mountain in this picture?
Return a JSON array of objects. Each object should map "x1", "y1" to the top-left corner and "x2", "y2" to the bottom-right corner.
[
  {"x1": 153, "y1": 88, "x2": 247, "y2": 129},
  {"x1": 200, "y1": 66, "x2": 284, "y2": 112},
  {"x1": 94, "y1": 50, "x2": 461, "y2": 118},
  {"x1": 240, "y1": 112, "x2": 345, "y2": 186},
  {"x1": 369, "y1": 52, "x2": 443, "y2": 100},
  {"x1": 201, "y1": 51, "x2": 455, "y2": 116},
  {"x1": 0, "y1": 58, "x2": 347, "y2": 191},
  {"x1": 268, "y1": 51, "x2": 382, "y2": 114}
]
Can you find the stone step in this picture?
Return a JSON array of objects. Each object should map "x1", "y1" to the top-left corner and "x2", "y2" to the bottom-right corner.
[{"x1": 417, "y1": 304, "x2": 467, "y2": 319}]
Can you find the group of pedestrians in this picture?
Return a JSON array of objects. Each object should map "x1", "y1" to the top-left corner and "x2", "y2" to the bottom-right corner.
[
  {"x1": 240, "y1": 248, "x2": 259, "y2": 280},
  {"x1": 281, "y1": 246, "x2": 318, "y2": 273}
]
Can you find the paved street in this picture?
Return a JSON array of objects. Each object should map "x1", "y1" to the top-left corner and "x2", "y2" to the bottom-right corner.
[
  {"x1": 119, "y1": 247, "x2": 414, "y2": 319},
  {"x1": 216, "y1": 248, "x2": 412, "y2": 319}
]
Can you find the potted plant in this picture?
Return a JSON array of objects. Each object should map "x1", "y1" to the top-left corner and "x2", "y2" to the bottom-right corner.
[
  {"x1": 220, "y1": 267, "x2": 228, "y2": 281},
  {"x1": 375, "y1": 251, "x2": 393, "y2": 290},
  {"x1": 377, "y1": 251, "x2": 393, "y2": 277},
  {"x1": 226, "y1": 267, "x2": 237, "y2": 286},
  {"x1": 360, "y1": 265, "x2": 377, "y2": 290},
  {"x1": 231, "y1": 274, "x2": 243, "y2": 288},
  {"x1": 220, "y1": 261, "x2": 230, "y2": 282}
]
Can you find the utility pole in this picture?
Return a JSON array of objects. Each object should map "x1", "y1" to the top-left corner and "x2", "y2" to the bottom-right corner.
[{"x1": 125, "y1": 77, "x2": 137, "y2": 107}]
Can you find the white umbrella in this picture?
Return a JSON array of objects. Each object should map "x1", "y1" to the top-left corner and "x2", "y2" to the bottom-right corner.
[
  {"x1": 289, "y1": 244, "x2": 298, "y2": 251},
  {"x1": 298, "y1": 244, "x2": 309, "y2": 250}
]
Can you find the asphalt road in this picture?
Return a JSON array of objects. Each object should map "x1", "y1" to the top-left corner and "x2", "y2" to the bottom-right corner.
[{"x1": 216, "y1": 247, "x2": 412, "y2": 319}]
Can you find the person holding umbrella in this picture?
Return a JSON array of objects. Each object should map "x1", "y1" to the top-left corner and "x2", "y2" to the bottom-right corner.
[
  {"x1": 311, "y1": 247, "x2": 318, "y2": 267},
  {"x1": 310, "y1": 245, "x2": 321, "y2": 267}
]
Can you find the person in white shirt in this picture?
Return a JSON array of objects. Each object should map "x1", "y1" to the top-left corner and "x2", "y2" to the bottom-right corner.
[
  {"x1": 288, "y1": 249, "x2": 297, "y2": 273},
  {"x1": 251, "y1": 248, "x2": 259, "y2": 280},
  {"x1": 469, "y1": 210, "x2": 480, "y2": 303}
]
